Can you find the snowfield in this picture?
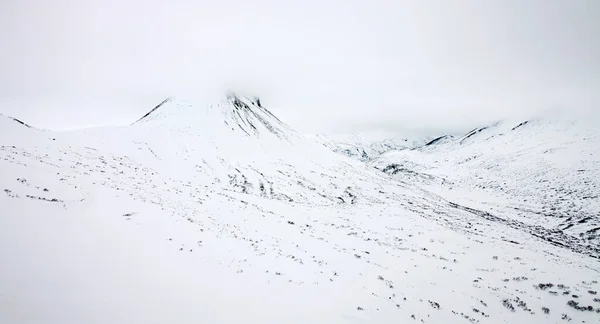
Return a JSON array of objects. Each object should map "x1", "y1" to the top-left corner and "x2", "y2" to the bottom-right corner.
[
  {"x1": 1, "y1": 95, "x2": 599, "y2": 324},
  {"x1": 370, "y1": 119, "x2": 600, "y2": 257}
]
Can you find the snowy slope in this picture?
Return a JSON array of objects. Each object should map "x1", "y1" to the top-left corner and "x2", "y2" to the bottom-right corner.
[
  {"x1": 371, "y1": 119, "x2": 600, "y2": 257},
  {"x1": 1, "y1": 99, "x2": 600, "y2": 324}
]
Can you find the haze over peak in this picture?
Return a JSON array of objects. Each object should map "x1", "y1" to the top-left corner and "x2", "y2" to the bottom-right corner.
[{"x1": 2, "y1": 1, "x2": 598, "y2": 132}]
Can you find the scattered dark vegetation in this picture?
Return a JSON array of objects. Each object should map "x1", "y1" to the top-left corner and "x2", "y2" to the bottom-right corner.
[
  {"x1": 428, "y1": 300, "x2": 440, "y2": 309},
  {"x1": 25, "y1": 194, "x2": 61, "y2": 202},
  {"x1": 542, "y1": 307, "x2": 550, "y2": 314},
  {"x1": 514, "y1": 297, "x2": 531, "y2": 312},
  {"x1": 502, "y1": 299, "x2": 515, "y2": 312},
  {"x1": 537, "y1": 283, "x2": 554, "y2": 290},
  {"x1": 566, "y1": 300, "x2": 595, "y2": 312},
  {"x1": 4, "y1": 188, "x2": 18, "y2": 198}
]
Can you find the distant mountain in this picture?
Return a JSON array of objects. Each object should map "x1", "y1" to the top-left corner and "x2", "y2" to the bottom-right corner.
[
  {"x1": 371, "y1": 118, "x2": 600, "y2": 253},
  {"x1": 309, "y1": 131, "x2": 433, "y2": 160}
]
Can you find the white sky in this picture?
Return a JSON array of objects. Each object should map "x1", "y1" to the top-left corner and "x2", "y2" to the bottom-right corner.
[{"x1": 1, "y1": 0, "x2": 598, "y2": 133}]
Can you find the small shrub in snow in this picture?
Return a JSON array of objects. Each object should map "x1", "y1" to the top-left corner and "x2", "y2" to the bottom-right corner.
[
  {"x1": 502, "y1": 299, "x2": 515, "y2": 312},
  {"x1": 536, "y1": 283, "x2": 554, "y2": 290},
  {"x1": 428, "y1": 300, "x2": 440, "y2": 309},
  {"x1": 566, "y1": 300, "x2": 595, "y2": 312}
]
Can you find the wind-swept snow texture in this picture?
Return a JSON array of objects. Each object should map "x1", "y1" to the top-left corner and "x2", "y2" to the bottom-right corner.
[{"x1": 1, "y1": 98, "x2": 599, "y2": 324}]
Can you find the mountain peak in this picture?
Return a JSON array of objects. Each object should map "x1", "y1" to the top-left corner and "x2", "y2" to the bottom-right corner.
[
  {"x1": 225, "y1": 92, "x2": 262, "y2": 108},
  {"x1": 132, "y1": 93, "x2": 297, "y2": 142}
]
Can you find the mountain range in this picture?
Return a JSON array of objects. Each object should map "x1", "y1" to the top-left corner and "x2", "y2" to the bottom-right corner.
[{"x1": 1, "y1": 94, "x2": 599, "y2": 324}]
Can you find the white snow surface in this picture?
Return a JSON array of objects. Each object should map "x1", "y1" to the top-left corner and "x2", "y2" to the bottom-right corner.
[
  {"x1": 370, "y1": 119, "x2": 600, "y2": 254},
  {"x1": 309, "y1": 131, "x2": 432, "y2": 161},
  {"x1": 1, "y1": 97, "x2": 599, "y2": 324}
]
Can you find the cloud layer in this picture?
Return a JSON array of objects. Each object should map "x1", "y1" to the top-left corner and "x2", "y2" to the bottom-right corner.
[{"x1": 1, "y1": 0, "x2": 598, "y2": 132}]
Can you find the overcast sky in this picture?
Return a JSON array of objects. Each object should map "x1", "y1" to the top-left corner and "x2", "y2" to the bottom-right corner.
[{"x1": 1, "y1": 0, "x2": 598, "y2": 133}]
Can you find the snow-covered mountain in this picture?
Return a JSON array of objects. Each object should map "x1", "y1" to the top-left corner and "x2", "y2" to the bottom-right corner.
[
  {"x1": 2, "y1": 97, "x2": 599, "y2": 324},
  {"x1": 371, "y1": 119, "x2": 600, "y2": 256},
  {"x1": 309, "y1": 131, "x2": 433, "y2": 160}
]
